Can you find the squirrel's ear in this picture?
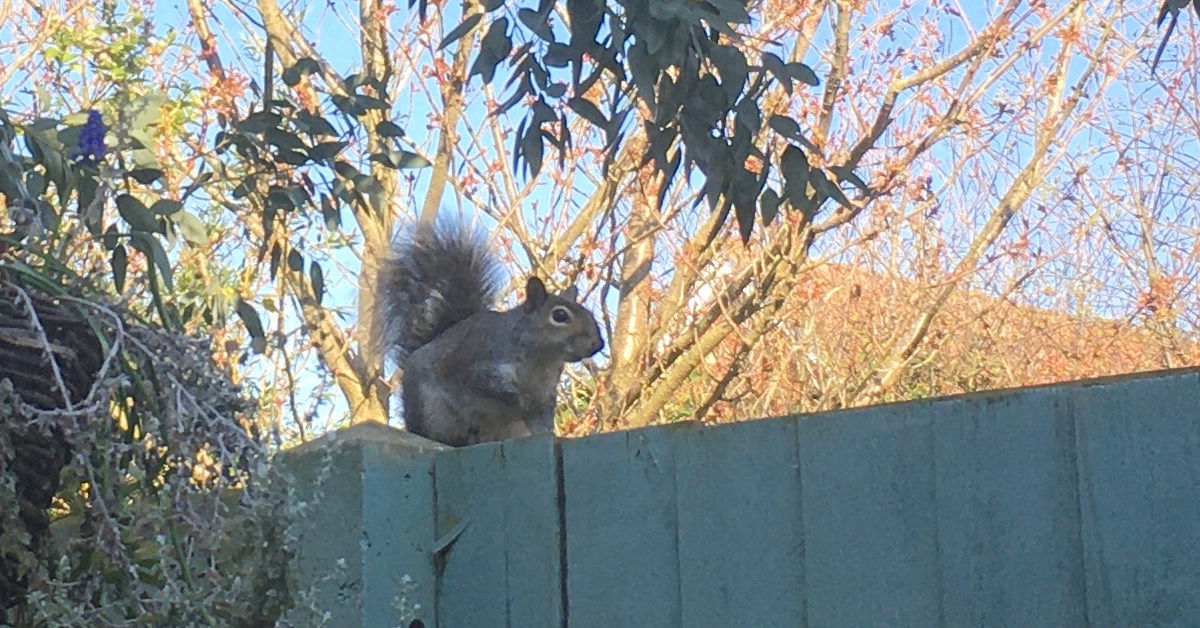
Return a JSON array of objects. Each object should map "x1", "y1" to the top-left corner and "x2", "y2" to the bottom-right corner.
[
  {"x1": 560, "y1": 285, "x2": 579, "y2": 301},
  {"x1": 524, "y1": 276, "x2": 548, "y2": 312}
]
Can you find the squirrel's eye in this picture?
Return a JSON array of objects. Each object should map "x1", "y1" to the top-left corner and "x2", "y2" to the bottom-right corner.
[{"x1": 551, "y1": 307, "x2": 572, "y2": 324}]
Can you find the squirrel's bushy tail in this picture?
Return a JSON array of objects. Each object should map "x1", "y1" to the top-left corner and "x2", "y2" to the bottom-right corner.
[{"x1": 371, "y1": 222, "x2": 504, "y2": 362}]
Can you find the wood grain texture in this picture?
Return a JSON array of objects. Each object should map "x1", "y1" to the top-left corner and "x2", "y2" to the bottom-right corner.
[
  {"x1": 560, "y1": 425, "x2": 692, "y2": 628},
  {"x1": 433, "y1": 436, "x2": 562, "y2": 627}
]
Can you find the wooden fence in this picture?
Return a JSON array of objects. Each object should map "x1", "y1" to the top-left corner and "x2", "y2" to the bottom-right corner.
[{"x1": 281, "y1": 368, "x2": 1200, "y2": 627}]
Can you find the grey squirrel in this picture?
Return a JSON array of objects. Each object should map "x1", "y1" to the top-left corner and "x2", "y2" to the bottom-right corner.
[{"x1": 372, "y1": 222, "x2": 605, "y2": 446}]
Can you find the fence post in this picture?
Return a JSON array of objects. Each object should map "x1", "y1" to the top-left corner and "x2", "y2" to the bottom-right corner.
[{"x1": 279, "y1": 422, "x2": 445, "y2": 628}]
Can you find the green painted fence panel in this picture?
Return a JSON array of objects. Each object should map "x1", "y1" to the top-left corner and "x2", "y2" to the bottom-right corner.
[
  {"x1": 433, "y1": 441, "x2": 506, "y2": 627},
  {"x1": 932, "y1": 389, "x2": 1087, "y2": 626},
  {"x1": 433, "y1": 436, "x2": 562, "y2": 628},
  {"x1": 561, "y1": 426, "x2": 687, "y2": 628},
  {"x1": 498, "y1": 436, "x2": 565, "y2": 627},
  {"x1": 797, "y1": 403, "x2": 940, "y2": 627},
  {"x1": 1071, "y1": 370, "x2": 1200, "y2": 626},
  {"x1": 281, "y1": 423, "x2": 441, "y2": 628},
  {"x1": 282, "y1": 369, "x2": 1200, "y2": 628},
  {"x1": 674, "y1": 418, "x2": 805, "y2": 627}
]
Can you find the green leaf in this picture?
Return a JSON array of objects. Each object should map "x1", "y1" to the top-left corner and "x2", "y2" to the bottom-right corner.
[
  {"x1": 830, "y1": 165, "x2": 869, "y2": 192},
  {"x1": 321, "y1": 194, "x2": 341, "y2": 230},
  {"x1": 471, "y1": 17, "x2": 511, "y2": 83},
  {"x1": 376, "y1": 120, "x2": 406, "y2": 137},
  {"x1": 102, "y1": 224, "x2": 119, "y2": 250},
  {"x1": 760, "y1": 188, "x2": 781, "y2": 226},
  {"x1": 295, "y1": 110, "x2": 338, "y2": 136},
  {"x1": 518, "y1": 8, "x2": 553, "y2": 42},
  {"x1": 269, "y1": 243, "x2": 282, "y2": 279},
  {"x1": 309, "y1": 261, "x2": 324, "y2": 304},
  {"x1": 735, "y1": 196, "x2": 756, "y2": 243},
  {"x1": 734, "y1": 99, "x2": 762, "y2": 134},
  {"x1": 149, "y1": 199, "x2": 183, "y2": 215},
  {"x1": 357, "y1": 95, "x2": 391, "y2": 111},
  {"x1": 283, "y1": 57, "x2": 322, "y2": 86},
  {"x1": 544, "y1": 43, "x2": 572, "y2": 67},
  {"x1": 117, "y1": 194, "x2": 159, "y2": 233},
  {"x1": 811, "y1": 169, "x2": 852, "y2": 209},
  {"x1": 520, "y1": 125, "x2": 544, "y2": 176},
  {"x1": 128, "y1": 93, "x2": 168, "y2": 131},
  {"x1": 354, "y1": 174, "x2": 383, "y2": 197},
  {"x1": 780, "y1": 145, "x2": 810, "y2": 207},
  {"x1": 567, "y1": 0, "x2": 603, "y2": 48},
  {"x1": 762, "y1": 52, "x2": 793, "y2": 95},
  {"x1": 287, "y1": 249, "x2": 303, "y2": 272},
  {"x1": 333, "y1": 160, "x2": 361, "y2": 179},
  {"x1": 172, "y1": 211, "x2": 207, "y2": 245},
  {"x1": 38, "y1": 200, "x2": 59, "y2": 232},
  {"x1": 309, "y1": 141, "x2": 349, "y2": 161},
  {"x1": 730, "y1": 168, "x2": 762, "y2": 243},
  {"x1": 332, "y1": 95, "x2": 367, "y2": 117},
  {"x1": 440, "y1": 13, "x2": 483, "y2": 50},
  {"x1": 274, "y1": 149, "x2": 309, "y2": 165},
  {"x1": 131, "y1": 147, "x2": 161, "y2": 171},
  {"x1": 235, "y1": 299, "x2": 265, "y2": 340},
  {"x1": 266, "y1": 128, "x2": 306, "y2": 150},
  {"x1": 711, "y1": 44, "x2": 749, "y2": 100},
  {"x1": 131, "y1": 233, "x2": 173, "y2": 290},
  {"x1": 233, "y1": 177, "x2": 256, "y2": 199},
  {"x1": 370, "y1": 150, "x2": 432, "y2": 169},
  {"x1": 25, "y1": 170, "x2": 46, "y2": 197},
  {"x1": 238, "y1": 111, "x2": 283, "y2": 134},
  {"x1": 768, "y1": 114, "x2": 801, "y2": 139},
  {"x1": 708, "y1": 0, "x2": 753, "y2": 24},
  {"x1": 111, "y1": 245, "x2": 127, "y2": 292},
  {"x1": 793, "y1": 132, "x2": 822, "y2": 155},
  {"x1": 568, "y1": 97, "x2": 608, "y2": 128},
  {"x1": 627, "y1": 41, "x2": 657, "y2": 110},
  {"x1": 267, "y1": 188, "x2": 298, "y2": 211},
  {"x1": 788, "y1": 62, "x2": 820, "y2": 87}
]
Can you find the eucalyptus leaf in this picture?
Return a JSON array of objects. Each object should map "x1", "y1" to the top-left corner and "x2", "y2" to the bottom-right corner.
[
  {"x1": 440, "y1": 13, "x2": 483, "y2": 50},
  {"x1": 117, "y1": 194, "x2": 160, "y2": 233},
  {"x1": 376, "y1": 120, "x2": 406, "y2": 137},
  {"x1": 150, "y1": 199, "x2": 183, "y2": 215},
  {"x1": 309, "y1": 262, "x2": 325, "y2": 304},
  {"x1": 235, "y1": 299, "x2": 265, "y2": 340},
  {"x1": 172, "y1": 211, "x2": 207, "y2": 246},
  {"x1": 111, "y1": 245, "x2": 127, "y2": 292}
]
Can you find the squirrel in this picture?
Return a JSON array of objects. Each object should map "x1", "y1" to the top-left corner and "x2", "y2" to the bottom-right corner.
[{"x1": 371, "y1": 222, "x2": 605, "y2": 447}]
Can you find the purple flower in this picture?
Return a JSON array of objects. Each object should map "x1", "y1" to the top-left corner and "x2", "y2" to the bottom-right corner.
[{"x1": 73, "y1": 109, "x2": 107, "y2": 166}]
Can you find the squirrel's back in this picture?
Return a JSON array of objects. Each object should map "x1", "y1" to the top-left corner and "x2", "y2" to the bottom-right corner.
[{"x1": 372, "y1": 222, "x2": 504, "y2": 362}]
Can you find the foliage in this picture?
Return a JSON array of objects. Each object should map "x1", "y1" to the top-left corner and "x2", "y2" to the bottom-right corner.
[
  {"x1": 440, "y1": 0, "x2": 854, "y2": 241},
  {"x1": 5, "y1": 0, "x2": 1200, "y2": 441},
  {"x1": 0, "y1": 276, "x2": 295, "y2": 626},
  {"x1": 0, "y1": 4, "x2": 303, "y2": 621}
]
